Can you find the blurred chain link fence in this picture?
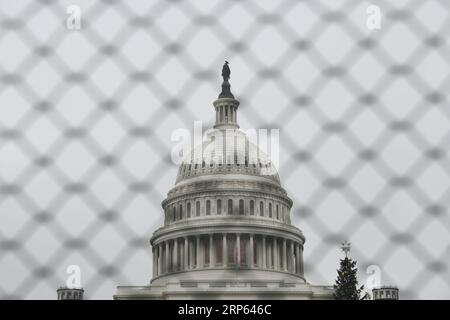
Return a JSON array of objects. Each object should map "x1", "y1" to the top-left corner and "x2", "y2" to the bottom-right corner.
[{"x1": 0, "y1": 0, "x2": 449, "y2": 299}]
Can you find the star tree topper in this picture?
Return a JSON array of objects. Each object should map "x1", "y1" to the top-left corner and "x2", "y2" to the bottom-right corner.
[{"x1": 341, "y1": 241, "x2": 351, "y2": 257}]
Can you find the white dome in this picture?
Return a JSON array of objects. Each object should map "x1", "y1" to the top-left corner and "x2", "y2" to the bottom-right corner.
[{"x1": 176, "y1": 129, "x2": 280, "y2": 184}]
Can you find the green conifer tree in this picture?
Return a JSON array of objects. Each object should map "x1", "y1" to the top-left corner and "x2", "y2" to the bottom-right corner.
[{"x1": 334, "y1": 241, "x2": 367, "y2": 300}]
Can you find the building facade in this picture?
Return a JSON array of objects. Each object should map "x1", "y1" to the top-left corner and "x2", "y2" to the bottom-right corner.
[
  {"x1": 372, "y1": 286, "x2": 399, "y2": 300},
  {"x1": 114, "y1": 64, "x2": 334, "y2": 299}
]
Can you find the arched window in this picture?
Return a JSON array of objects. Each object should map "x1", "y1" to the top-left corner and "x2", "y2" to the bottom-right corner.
[
  {"x1": 173, "y1": 207, "x2": 176, "y2": 222},
  {"x1": 269, "y1": 203, "x2": 272, "y2": 218},
  {"x1": 179, "y1": 204, "x2": 183, "y2": 220},
  {"x1": 206, "y1": 200, "x2": 211, "y2": 215},
  {"x1": 260, "y1": 202, "x2": 264, "y2": 216},
  {"x1": 187, "y1": 202, "x2": 191, "y2": 218},
  {"x1": 239, "y1": 199, "x2": 244, "y2": 215},
  {"x1": 228, "y1": 199, "x2": 233, "y2": 214},
  {"x1": 196, "y1": 201, "x2": 200, "y2": 216},
  {"x1": 217, "y1": 199, "x2": 222, "y2": 214},
  {"x1": 250, "y1": 200, "x2": 254, "y2": 215},
  {"x1": 276, "y1": 205, "x2": 279, "y2": 220}
]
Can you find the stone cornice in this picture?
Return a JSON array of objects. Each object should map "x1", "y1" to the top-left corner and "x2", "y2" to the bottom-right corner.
[
  {"x1": 177, "y1": 166, "x2": 280, "y2": 184},
  {"x1": 150, "y1": 219, "x2": 305, "y2": 245},
  {"x1": 162, "y1": 179, "x2": 292, "y2": 208},
  {"x1": 175, "y1": 173, "x2": 281, "y2": 189},
  {"x1": 162, "y1": 189, "x2": 292, "y2": 209}
]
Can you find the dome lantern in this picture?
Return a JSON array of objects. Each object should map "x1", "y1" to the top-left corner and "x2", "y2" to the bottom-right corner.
[{"x1": 213, "y1": 61, "x2": 240, "y2": 130}]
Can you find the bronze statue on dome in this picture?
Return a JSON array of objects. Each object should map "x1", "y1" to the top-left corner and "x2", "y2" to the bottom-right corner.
[{"x1": 222, "y1": 61, "x2": 230, "y2": 82}]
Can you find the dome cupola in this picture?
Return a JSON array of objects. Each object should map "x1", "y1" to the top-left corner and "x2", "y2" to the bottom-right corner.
[{"x1": 176, "y1": 62, "x2": 280, "y2": 185}]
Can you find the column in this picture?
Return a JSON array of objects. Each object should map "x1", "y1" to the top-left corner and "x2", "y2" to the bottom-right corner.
[
  {"x1": 272, "y1": 237, "x2": 278, "y2": 270},
  {"x1": 184, "y1": 237, "x2": 188, "y2": 270},
  {"x1": 180, "y1": 241, "x2": 184, "y2": 270},
  {"x1": 165, "y1": 241, "x2": 170, "y2": 273},
  {"x1": 196, "y1": 235, "x2": 201, "y2": 268},
  {"x1": 189, "y1": 238, "x2": 194, "y2": 269},
  {"x1": 209, "y1": 234, "x2": 214, "y2": 267},
  {"x1": 257, "y1": 237, "x2": 262, "y2": 267},
  {"x1": 152, "y1": 247, "x2": 156, "y2": 277},
  {"x1": 295, "y1": 243, "x2": 300, "y2": 275},
  {"x1": 262, "y1": 236, "x2": 266, "y2": 269},
  {"x1": 277, "y1": 239, "x2": 281, "y2": 270},
  {"x1": 236, "y1": 233, "x2": 241, "y2": 266},
  {"x1": 290, "y1": 241, "x2": 295, "y2": 273},
  {"x1": 268, "y1": 238, "x2": 272, "y2": 269},
  {"x1": 158, "y1": 244, "x2": 162, "y2": 275},
  {"x1": 174, "y1": 238, "x2": 178, "y2": 271},
  {"x1": 222, "y1": 234, "x2": 227, "y2": 267},
  {"x1": 299, "y1": 244, "x2": 304, "y2": 276},
  {"x1": 249, "y1": 234, "x2": 254, "y2": 267},
  {"x1": 282, "y1": 239, "x2": 287, "y2": 271}
]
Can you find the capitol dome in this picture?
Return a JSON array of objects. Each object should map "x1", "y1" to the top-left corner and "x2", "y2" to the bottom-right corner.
[{"x1": 114, "y1": 63, "x2": 334, "y2": 299}]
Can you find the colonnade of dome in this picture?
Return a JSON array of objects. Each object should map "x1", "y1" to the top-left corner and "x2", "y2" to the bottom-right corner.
[{"x1": 152, "y1": 233, "x2": 304, "y2": 279}]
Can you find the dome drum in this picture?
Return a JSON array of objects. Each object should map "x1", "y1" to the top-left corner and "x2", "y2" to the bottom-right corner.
[{"x1": 161, "y1": 191, "x2": 293, "y2": 226}]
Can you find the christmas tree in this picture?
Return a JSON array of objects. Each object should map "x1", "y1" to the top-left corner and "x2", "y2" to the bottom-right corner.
[{"x1": 334, "y1": 241, "x2": 366, "y2": 300}]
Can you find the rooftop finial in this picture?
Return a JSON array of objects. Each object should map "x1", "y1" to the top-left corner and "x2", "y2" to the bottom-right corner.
[{"x1": 219, "y1": 61, "x2": 234, "y2": 99}]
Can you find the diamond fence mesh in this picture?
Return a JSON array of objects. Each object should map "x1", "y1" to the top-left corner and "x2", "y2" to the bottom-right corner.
[{"x1": 0, "y1": 0, "x2": 449, "y2": 299}]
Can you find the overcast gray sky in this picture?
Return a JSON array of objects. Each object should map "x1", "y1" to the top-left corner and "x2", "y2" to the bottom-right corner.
[{"x1": 0, "y1": 0, "x2": 449, "y2": 299}]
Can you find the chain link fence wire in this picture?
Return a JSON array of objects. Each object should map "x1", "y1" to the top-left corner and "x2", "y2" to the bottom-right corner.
[{"x1": 0, "y1": 0, "x2": 449, "y2": 299}]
